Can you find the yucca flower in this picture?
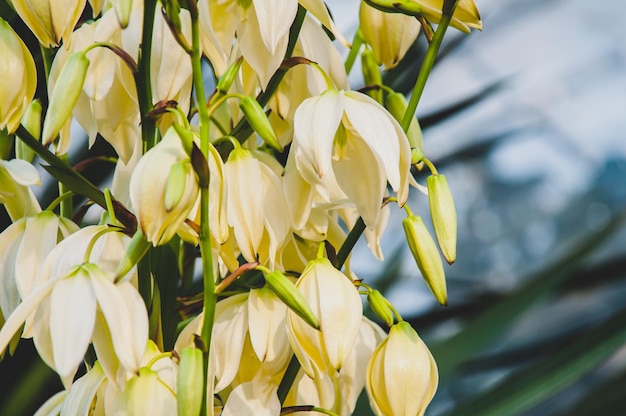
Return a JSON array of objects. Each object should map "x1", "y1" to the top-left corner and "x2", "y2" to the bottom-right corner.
[
  {"x1": 10, "y1": 0, "x2": 86, "y2": 47},
  {"x1": 292, "y1": 89, "x2": 411, "y2": 229},
  {"x1": 0, "y1": 18, "x2": 37, "y2": 134},
  {"x1": 286, "y1": 257, "x2": 363, "y2": 378},
  {"x1": 359, "y1": 1, "x2": 421, "y2": 69},
  {"x1": 129, "y1": 127, "x2": 199, "y2": 246},
  {"x1": 366, "y1": 321, "x2": 438, "y2": 416},
  {"x1": 0, "y1": 226, "x2": 147, "y2": 385},
  {"x1": 418, "y1": 0, "x2": 482, "y2": 33}
]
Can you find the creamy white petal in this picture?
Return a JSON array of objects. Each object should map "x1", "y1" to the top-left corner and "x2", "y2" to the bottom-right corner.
[
  {"x1": 50, "y1": 268, "x2": 97, "y2": 379},
  {"x1": 1, "y1": 159, "x2": 41, "y2": 186},
  {"x1": 252, "y1": 0, "x2": 297, "y2": 54},
  {"x1": 293, "y1": 90, "x2": 344, "y2": 179},
  {"x1": 90, "y1": 265, "x2": 146, "y2": 373},
  {"x1": 332, "y1": 136, "x2": 386, "y2": 229},
  {"x1": 343, "y1": 92, "x2": 401, "y2": 190},
  {"x1": 61, "y1": 362, "x2": 106, "y2": 416},
  {"x1": 222, "y1": 379, "x2": 280, "y2": 416}
]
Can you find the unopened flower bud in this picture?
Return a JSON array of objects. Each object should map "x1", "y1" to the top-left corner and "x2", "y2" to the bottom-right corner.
[
  {"x1": 0, "y1": 18, "x2": 37, "y2": 134},
  {"x1": 366, "y1": 321, "x2": 438, "y2": 416},
  {"x1": 16, "y1": 100, "x2": 42, "y2": 163},
  {"x1": 216, "y1": 57, "x2": 243, "y2": 95},
  {"x1": 363, "y1": 0, "x2": 422, "y2": 15},
  {"x1": 361, "y1": 48, "x2": 382, "y2": 103},
  {"x1": 43, "y1": 51, "x2": 89, "y2": 147},
  {"x1": 385, "y1": 92, "x2": 424, "y2": 163},
  {"x1": 367, "y1": 290, "x2": 394, "y2": 327},
  {"x1": 402, "y1": 214, "x2": 447, "y2": 306},
  {"x1": 239, "y1": 96, "x2": 282, "y2": 151},
  {"x1": 427, "y1": 174, "x2": 457, "y2": 264},
  {"x1": 177, "y1": 345, "x2": 204, "y2": 416},
  {"x1": 264, "y1": 270, "x2": 319, "y2": 330},
  {"x1": 115, "y1": 230, "x2": 151, "y2": 281}
]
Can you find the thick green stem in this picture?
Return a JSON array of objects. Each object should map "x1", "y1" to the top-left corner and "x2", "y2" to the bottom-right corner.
[
  {"x1": 137, "y1": 0, "x2": 158, "y2": 152},
  {"x1": 57, "y1": 153, "x2": 73, "y2": 217},
  {"x1": 344, "y1": 29, "x2": 363, "y2": 75},
  {"x1": 400, "y1": 1, "x2": 459, "y2": 132},
  {"x1": 190, "y1": 9, "x2": 216, "y2": 416}
]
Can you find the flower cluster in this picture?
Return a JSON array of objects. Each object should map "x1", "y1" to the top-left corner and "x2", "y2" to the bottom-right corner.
[{"x1": 0, "y1": 0, "x2": 481, "y2": 415}]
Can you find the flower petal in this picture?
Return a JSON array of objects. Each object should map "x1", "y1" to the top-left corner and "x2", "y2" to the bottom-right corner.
[{"x1": 50, "y1": 267, "x2": 97, "y2": 379}]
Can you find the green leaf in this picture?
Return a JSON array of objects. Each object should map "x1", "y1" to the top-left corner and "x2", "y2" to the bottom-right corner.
[{"x1": 446, "y1": 305, "x2": 626, "y2": 416}]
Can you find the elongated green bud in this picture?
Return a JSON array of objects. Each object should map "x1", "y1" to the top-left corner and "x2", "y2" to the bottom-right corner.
[
  {"x1": 385, "y1": 92, "x2": 424, "y2": 163},
  {"x1": 402, "y1": 215, "x2": 447, "y2": 306},
  {"x1": 264, "y1": 270, "x2": 319, "y2": 330},
  {"x1": 16, "y1": 99, "x2": 41, "y2": 163},
  {"x1": 115, "y1": 230, "x2": 151, "y2": 282},
  {"x1": 43, "y1": 51, "x2": 89, "y2": 146},
  {"x1": 427, "y1": 174, "x2": 457, "y2": 264},
  {"x1": 361, "y1": 48, "x2": 382, "y2": 103},
  {"x1": 367, "y1": 290, "x2": 394, "y2": 327},
  {"x1": 216, "y1": 57, "x2": 243, "y2": 95},
  {"x1": 177, "y1": 345, "x2": 203, "y2": 416},
  {"x1": 363, "y1": 0, "x2": 423, "y2": 16},
  {"x1": 239, "y1": 96, "x2": 282, "y2": 151}
]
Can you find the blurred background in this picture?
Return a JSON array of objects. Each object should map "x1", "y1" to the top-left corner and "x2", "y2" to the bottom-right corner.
[
  {"x1": 336, "y1": 0, "x2": 626, "y2": 414},
  {"x1": 1, "y1": 0, "x2": 626, "y2": 414}
]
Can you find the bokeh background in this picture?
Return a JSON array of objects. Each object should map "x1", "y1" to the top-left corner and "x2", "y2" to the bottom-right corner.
[{"x1": 1, "y1": 0, "x2": 626, "y2": 414}]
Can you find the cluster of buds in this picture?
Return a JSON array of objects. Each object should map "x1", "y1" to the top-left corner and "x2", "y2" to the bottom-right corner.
[{"x1": 0, "y1": 0, "x2": 481, "y2": 415}]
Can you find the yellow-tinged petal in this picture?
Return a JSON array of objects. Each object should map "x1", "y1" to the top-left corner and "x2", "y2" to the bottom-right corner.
[
  {"x1": 113, "y1": 368, "x2": 177, "y2": 416},
  {"x1": 221, "y1": 379, "x2": 280, "y2": 416},
  {"x1": 287, "y1": 258, "x2": 363, "y2": 376},
  {"x1": 366, "y1": 321, "x2": 438, "y2": 416},
  {"x1": 360, "y1": 2, "x2": 420, "y2": 69}
]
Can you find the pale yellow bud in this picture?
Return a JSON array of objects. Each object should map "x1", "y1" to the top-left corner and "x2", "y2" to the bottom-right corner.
[
  {"x1": 0, "y1": 18, "x2": 37, "y2": 134},
  {"x1": 43, "y1": 52, "x2": 90, "y2": 147},
  {"x1": 11, "y1": 0, "x2": 87, "y2": 47},
  {"x1": 402, "y1": 214, "x2": 447, "y2": 306},
  {"x1": 366, "y1": 321, "x2": 438, "y2": 416}
]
